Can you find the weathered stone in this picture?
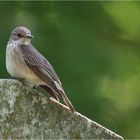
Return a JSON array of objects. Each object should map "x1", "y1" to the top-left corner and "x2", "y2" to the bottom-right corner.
[{"x1": 0, "y1": 79, "x2": 123, "y2": 139}]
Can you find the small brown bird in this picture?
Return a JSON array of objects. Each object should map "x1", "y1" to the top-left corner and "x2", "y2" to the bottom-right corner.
[{"x1": 6, "y1": 26, "x2": 76, "y2": 112}]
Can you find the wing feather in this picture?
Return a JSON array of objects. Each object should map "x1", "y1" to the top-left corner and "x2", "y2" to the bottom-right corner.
[
  {"x1": 20, "y1": 44, "x2": 62, "y2": 87},
  {"x1": 19, "y1": 44, "x2": 76, "y2": 112}
]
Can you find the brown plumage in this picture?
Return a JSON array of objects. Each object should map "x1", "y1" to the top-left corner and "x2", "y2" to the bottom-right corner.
[{"x1": 6, "y1": 26, "x2": 76, "y2": 113}]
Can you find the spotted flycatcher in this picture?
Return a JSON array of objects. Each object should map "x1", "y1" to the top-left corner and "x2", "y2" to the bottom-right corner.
[{"x1": 6, "y1": 26, "x2": 76, "y2": 112}]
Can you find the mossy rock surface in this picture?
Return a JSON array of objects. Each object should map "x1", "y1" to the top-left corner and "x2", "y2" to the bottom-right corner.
[{"x1": 0, "y1": 79, "x2": 123, "y2": 139}]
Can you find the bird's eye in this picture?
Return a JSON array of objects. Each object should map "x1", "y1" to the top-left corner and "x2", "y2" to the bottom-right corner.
[{"x1": 17, "y1": 33, "x2": 22, "y2": 38}]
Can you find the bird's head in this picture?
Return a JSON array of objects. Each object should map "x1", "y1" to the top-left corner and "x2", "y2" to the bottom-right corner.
[{"x1": 10, "y1": 26, "x2": 33, "y2": 45}]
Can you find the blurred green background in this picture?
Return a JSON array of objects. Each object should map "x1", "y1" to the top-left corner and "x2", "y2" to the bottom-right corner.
[{"x1": 1, "y1": 1, "x2": 140, "y2": 138}]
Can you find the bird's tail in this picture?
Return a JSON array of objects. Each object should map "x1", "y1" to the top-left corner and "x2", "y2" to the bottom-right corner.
[
  {"x1": 59, "y1": 89, "x2": 76, "y2": 113},
  {"x1": 40, "y1": 85, "x2": 60, "y2": 102},
  {"x1": 40, "y1": 84, "x2": 76, "y2": 113}
]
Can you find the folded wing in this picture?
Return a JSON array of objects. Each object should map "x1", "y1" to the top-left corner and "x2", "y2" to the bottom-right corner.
[{"x1": 19, "y1": 44, "x2": 76, "y2": 112}]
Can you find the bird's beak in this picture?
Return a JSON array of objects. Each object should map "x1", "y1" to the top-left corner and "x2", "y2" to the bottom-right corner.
[{"x1": 25, "y1": 35, "x2": 34, "y2": 38}]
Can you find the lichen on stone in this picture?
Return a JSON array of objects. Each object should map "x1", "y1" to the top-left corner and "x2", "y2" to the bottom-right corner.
[{"x1": 0, "y1": 79, "x2": 123, "y2": 139}]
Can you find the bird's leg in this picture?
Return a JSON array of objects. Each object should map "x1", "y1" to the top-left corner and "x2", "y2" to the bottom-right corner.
[
  {"x1": 12, "y1": 77, "x2": 25, "y2": 82},
  {"x1": 11, "y1": 77, "x2": 16, "y2": 79},
  {"x1": 33, "y1": 85, "x2": 37, "y2": 89},
  {"x1": 12, "y1": 77, "x2": 28, "y2": 86}
]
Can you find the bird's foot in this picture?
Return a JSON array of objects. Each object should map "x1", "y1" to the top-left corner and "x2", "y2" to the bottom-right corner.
[
  {"x1": 33, "y1": 85, "x2": 37, "y2": 89},
  {"x1": 12, "y1": 77, "x2": 25, "y2": 82}
]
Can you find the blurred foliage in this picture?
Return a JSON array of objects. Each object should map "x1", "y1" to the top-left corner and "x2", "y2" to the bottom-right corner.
[{"x1": 0, "y1": 1, "x2": 140, "y2": 138}]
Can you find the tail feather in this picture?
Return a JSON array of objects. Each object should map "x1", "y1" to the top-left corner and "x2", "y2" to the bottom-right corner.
[
  {"x1": 40, "y1": 83, "x2": 76, "y2": 113},
  {"x1": 53, "y1": 81, "x2": 76, "y2": 112},
  {"x1": 40, "y1": 85, "x2": 60, "y2": 102},
  {"x1": 59, "y1": 90, "x2": 76, "y2": 113}
]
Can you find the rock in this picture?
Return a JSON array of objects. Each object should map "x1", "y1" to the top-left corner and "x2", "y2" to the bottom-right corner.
[{"x1": 0, "y1": 79, "x2": 123, "y2": 139}]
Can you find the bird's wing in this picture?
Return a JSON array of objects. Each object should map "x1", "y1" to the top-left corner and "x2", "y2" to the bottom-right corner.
[
  {"x1": 20, "y1": 44, "x2": 62, "y2": 90},
  {"x1": 19, "y1": 44, "x2": 76, "y2": 112}
]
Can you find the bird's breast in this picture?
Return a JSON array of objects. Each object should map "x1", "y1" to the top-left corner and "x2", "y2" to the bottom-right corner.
[{"x1": 6, "y1": 42, "x2": 43, "y2": 86}]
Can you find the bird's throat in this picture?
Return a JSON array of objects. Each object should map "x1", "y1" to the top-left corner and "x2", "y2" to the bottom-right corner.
[{"x1": 22, "y1": 38, "x2": 31, "y2": 45}]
